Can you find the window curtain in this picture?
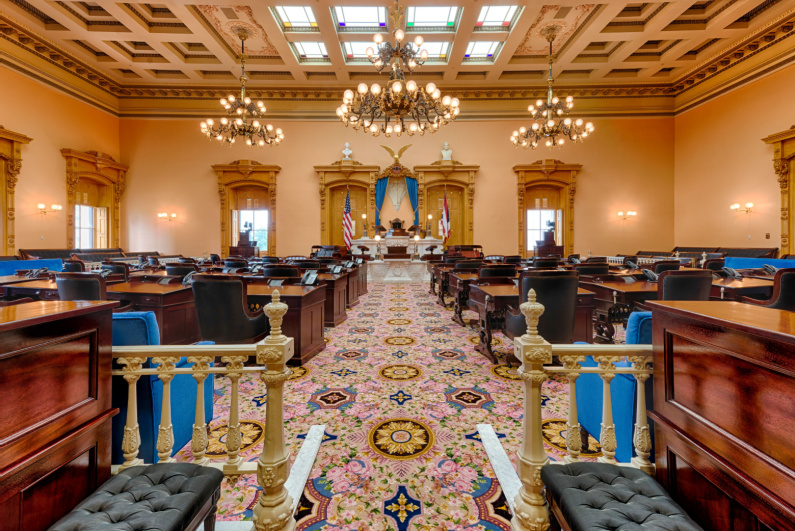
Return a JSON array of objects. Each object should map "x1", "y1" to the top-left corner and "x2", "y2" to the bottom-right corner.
[
  {"x1": 375, "y1": 177, "x2": 389, "y2": 227},
  {"x1": 405, "y1": 177, "x2": 419, "y2": 226}
]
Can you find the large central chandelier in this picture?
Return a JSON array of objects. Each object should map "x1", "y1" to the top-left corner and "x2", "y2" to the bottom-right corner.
[
  {"x1": 510, "y1": 27, "x2": 593, "y2": 149},
  {"x1": 200, "y1": 32, "x2": 283, "y2": 147},
  {"x1": 337, "y1": 0, "x2": 460, "y2": 137}
]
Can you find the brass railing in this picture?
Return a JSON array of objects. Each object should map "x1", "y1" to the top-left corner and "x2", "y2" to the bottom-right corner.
[{"x1": 112, "y1": 291, "x2": 298, "y2": 531}]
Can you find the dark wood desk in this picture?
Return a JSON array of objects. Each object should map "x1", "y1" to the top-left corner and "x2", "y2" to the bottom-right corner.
[
  {"x1": 246, "y1": 284, "x2": 325, "y2": 365},
  {"x1": 710, "y1": 277, "x2": 774, "y2": 301},
  {"x1": 228, "y1": 245, "x2": 258, "y2": 258},
  {"x1": 448, "y1": 273, "x2": 518, "y2": 327},
  {"x1": 425, "y1": 260, "x2": 443, "y2": 295},
  {"x1": 432, "y1": 264, "x2": 456, "y2": 306},
  {"x1": 345, "y1": 265, "x2": 360, "y2": 308},
  {"x1": 106, "y1": 279, "x2": 200, "y2": 345},
  {"x1": 2, "y1": 278, "x2": 62, "y2": 300},
  {"x1": 0, "y1": 300, "x2": 117, "y2": 531},
  {"x1": 358, "y1": 261, "x2": 368, "y2": 295},
  {"x1": 648, "y1": 301, "x2": 795, "y2": 530},
  {"x1": 577, "y1": 278, "x2": 660, "y2": 342},
  {"x1": 318, "y1": 273, "x2": 348, "y2": 327},
  {"x1": 467, "y1": 284, "x2": 595, "y2": 363},
  {"x1": 0, "y1": 274, "x2": 48, "y2": 286}
]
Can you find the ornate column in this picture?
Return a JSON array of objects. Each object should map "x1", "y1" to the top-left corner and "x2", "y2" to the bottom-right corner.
[
  {"x1": 763, "y1": 127, "x2": 795, "y2": 256},
  {"x1": 0, "y1": 127, "x2": 33, "y2": 255},
  {"x1": 253, "y1": 291, "x2": 297, "y2": 531}
]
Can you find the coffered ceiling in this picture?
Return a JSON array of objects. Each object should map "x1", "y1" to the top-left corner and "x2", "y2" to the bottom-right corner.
[{"x1": 2, "y1": 0, "x2": 794, "y2": 117}]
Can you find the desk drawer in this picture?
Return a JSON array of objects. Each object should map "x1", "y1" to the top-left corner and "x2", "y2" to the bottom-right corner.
[
  {"x1": 137, "y1": 295, "x2": 162, "y2": 306},
  {"x1": 36, "y1": 290, "x2": 60, "y2": 301}
]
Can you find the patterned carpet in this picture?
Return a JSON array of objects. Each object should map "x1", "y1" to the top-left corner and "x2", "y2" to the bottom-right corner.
[{"x1": 175, "y1": 282, "x2": 607, "y2": 530}]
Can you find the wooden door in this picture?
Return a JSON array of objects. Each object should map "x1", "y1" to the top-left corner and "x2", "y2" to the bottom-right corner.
[
  {"x1": 330, "y1": 186, "x2": 367, "y2": 246},
  {"x1": 428, "y1": 185, "x2": 464, "y2": 247}
]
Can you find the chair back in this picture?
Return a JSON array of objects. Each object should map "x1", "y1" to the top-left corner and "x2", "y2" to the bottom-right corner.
[
  {"x1": 444, "y1": 256, "x2": 461, "y2": 264},
  {"x1": 165, "y1": 264, "x2": 199, "y2": 277},
  {"x1": 191, "y1": 274, "x2": 268, "y2": 343},
  {"x1": 208, "y1": 253, "x2": 221, "y2": 264},
  {"x1": 56, "y1": 272, "x2": 107, "y2": 301},
  {"x1": 291, "y1": 260, "x2": 322, "y2": 269},
  {"x1": 533, "y1": 257, "x2": 559, "y2": 268},
  {"x1": 101, "y1": 262, "x2": 129, "y2": 280},
  {"x1": 622, "y1": 256, "x2": 639, "y2": 266},
  {"x1": 658, "y1": 270, "x2": 713, "y2": 301},
  {"x1": 567, "y1": 254, "x2": 581, "y2": 261},
  {"x1": 572, "y1": 263, "x2": 609, "y2": 275},
  {"x1": 653, "y1": 260, "x2": 681, "y2": 274},
  {"x1": 178, "y1": 257, "x2": 196, "y2": 264},
  {"x1": 503, "y1": 255, "x2": 523, "y2": 264},
  {"x1": 112, "y1": 311, "x2": 161, "y2": 346},
  {"x1": 452, "y1": 260, "x2": 483, "y2": 271},
  {"x1": 147, "y1": 256, "x2": 160, "y2": 266},
  {"x1": 703, "y1": 258, "x2": 725, "y2": 271},
  {"x1": 758, "y1": 268, "x2": 795, "y2": 311},
  {"x1": 223, "y1": 259, "x2": 248, "y2": 268},
  {"x1": 478, "y1": 265, "x2": 516, "y2": 278},
  {"x1": 317, "y1": 258, "x2": 340, "y2": 265},
  {"x1": 260, "y1": 256, "x2": 280, "y2": 264},
  {"x1": 519, "y1": 270, "x2": 580, "y2": 343},
  {"x1": 62, "y1": 259, "x2": 85, "y2": 272},
  {"x1": 585, "y1": 256, "x2": 607, "y2": 263},
  {"x1": 260, "y1": 266, "x2": 301, "y2": 278}
]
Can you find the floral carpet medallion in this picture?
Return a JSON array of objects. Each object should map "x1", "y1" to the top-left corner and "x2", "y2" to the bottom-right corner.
[{"x1": 171, "y1": 281, "x2": 617, "y2": 529}]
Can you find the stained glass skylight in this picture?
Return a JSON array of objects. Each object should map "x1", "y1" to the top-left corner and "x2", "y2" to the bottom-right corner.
[
  {"x1": 343, "y1": 42, "x2": 375, "y2": 58},
  {"x1": 275, "y1": 6, "x2": 317, "y2": 27},
  {"x1": 464, "y1": 41, "x2": 500, "y2": 58},
  {"x1": 418, "y1": 41, "x2": 450, "y2": 59},
  {"x1": 406, "y1": 6, "x2": 458, "y2": 27},
  {"x1": 294, "y1": 42, "x2": 328, "y2": 58},
  {"x1": 476, "y1": 6, "x2": 518, "y2": 26},
  {"x1": 334, "y1": 6, "x2": 386, "y2": 27}
]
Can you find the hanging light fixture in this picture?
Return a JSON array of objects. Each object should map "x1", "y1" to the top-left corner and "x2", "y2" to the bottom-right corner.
[
  {"x1": 200, "y1": 31, "x2": 284, "y2": 147},
  {"x1": 337, "y1": 0, "x2": 460, "y2": 137},
  {"x1": 511, "y1": 26, "x2": 593, "y2": 149}
]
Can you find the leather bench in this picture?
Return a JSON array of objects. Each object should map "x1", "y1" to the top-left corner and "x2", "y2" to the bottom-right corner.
[
  {"x1": 48, "y1": 463, "x2": 223, "y2": 531},
  {"x1": 541, "y1": 462, "x2": 702, "y2": 531}
]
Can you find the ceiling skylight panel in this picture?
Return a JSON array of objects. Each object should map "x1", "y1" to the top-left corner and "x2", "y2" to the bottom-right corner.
[
  {"x1": 465, "y1": 41, "x2": 500, "y2": 58},
  {"x1": 406, "y1": 6, "x2": 458, "y2": 27},
  {"x1": 419, "y1": 41, "x2": 450, "y2": 59},
  {"x1": 343, "y1": 42, "x2": 376, "y2": 58},
  {"x1": 294, "y1": 42, "x2": 328, "y2": 58},
  {"x1": 334, "y1": 6, "x2": 386, "y2": 27},
  {"x1": 275, "y1": 6, "x2": 317, "y2": 27},
  {"x1": 476, "y1": 6, "x2": 517, "y2": 26}
]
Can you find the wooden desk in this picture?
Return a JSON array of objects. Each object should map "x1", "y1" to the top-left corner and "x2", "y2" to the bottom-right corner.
[
  {"x1": 647, "y1": 301, "x2": 795, "y2": 530},
  {"x1": 577, "y1": 278, "x2": 659, "y2": 342},
  {"x1": 432, "y1": 264, "x2": 456, "y2": 307},
  {"x1": 246, "y1": 284, "x2": 325, "y2": 365},
  {"x1": 106, "y1": 279, "x2": 200, "y2": 345},
  {"x1": 448, "y1": 273, "x2": 518, "y2": 327},
  {"x1": 345, "y1": 265, "x2": 360, "y2": 308},
  {"x1": 318, "y1": 273, "x2": 348, "y2": 327},
  {"x1": 0, "y1": 300, "x2": 117, "y2": 530},
  {"x1": 2, "y1": 278, "x2": 62, "y2": 300},
  {"x1": 710, "y1": 277, "x2": 774, "y2": 301},
  {"x1": 228, "y1": 245, "x2": 258, "y2": 258},
  {"x1": 0, "y1": 274, "x2": 47, "y2": 286},
  {"x1": 468, "y1": 284, "x2": 595, "y2": 363},
  {"x1": 358, "y1": 261, "x2": 368, "y2": 295}
]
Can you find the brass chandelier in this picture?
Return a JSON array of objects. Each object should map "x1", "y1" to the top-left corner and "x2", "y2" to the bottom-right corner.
[
  {"x1": 511, "y1": 27, "x2": 593, "y2": 149},
  {"x1": 200, "y1": 32, "x2": 284, "y2": 147},
  {"x1": 336, "y1": 0, "x2": 460, "y2": 137}
]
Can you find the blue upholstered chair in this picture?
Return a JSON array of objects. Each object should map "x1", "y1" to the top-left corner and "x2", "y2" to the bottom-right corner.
[
  {"x1": 575, "y1": 311, "x2": 653, "y2": 463},
  {"x1": 111, "y1": 312, "x2": 214, "y2": 464}
]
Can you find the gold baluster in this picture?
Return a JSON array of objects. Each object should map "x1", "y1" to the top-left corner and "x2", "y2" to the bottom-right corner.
[
  {"x1": 118, "y1": 356, "x2": 146, "y2": 470},
  {"x1": 560, "y1": 355, "x2": 585, "y2": 463},
  {"x1": 629, "y1": 354, "x2": 654, "y2": 474},
  {"x1": 221, "y1": 355, "x2": 248, "y2": 474},
  {"x1": 594, "y1": 355, "x2": 620, "y2": 464},
  {"x1": 152, "y1": 356, "x2": 180, "y2": 463},
  {"x1": 189, "y1": 355, "x2": 214, "y2": 466}
]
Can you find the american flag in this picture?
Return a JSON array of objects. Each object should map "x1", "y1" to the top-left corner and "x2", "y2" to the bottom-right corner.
[
  {"x1": 343, "y1": 188, "x2": 353, "y2": 249},
  {"x1": 441, "y1": 190, "x2": 451, "y2": 243}
]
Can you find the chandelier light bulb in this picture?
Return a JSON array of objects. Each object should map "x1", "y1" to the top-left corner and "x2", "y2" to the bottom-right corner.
[
  {"x1": 371, "y1": 83, "x2": 381, "y2": 94},
  {"x1": 432, "y1": 89, "x2": 441, "y2": 99},
  {"x1": 267, "y1": 124, "x2": 274, "y2": 131},
  {"x1": 532, "y1": 123, "x2": 539, "y2": 130},
  {"x1": 425, "y1": 82, "x2": 436, "y2": 94},
  {"x1": 392, "y1": 81, "x2": 402, "y2": 93},
  {"x1": 408, "y1": 59, "x2": 416, "y2": 68},
  {"x1": 358, "y1": 83, "x2": 368, "y2": 94},
  {"x1": 410, "y1": 123, "x2": 418, "y2": 132},
  {"x1": 220, "y1": 117, "x2": 228, "y2": 125},
  {"x1": 236, "y1": 108, "x2": 243, "y2": 114},
  {"x1": 442, "y1": 95, "x2": 451, "y2": 106},
  {"x1": 244, "y1": 97, "x2": 251, "y2": 104},
  {"x1": 220, "y1": 98, "x2": 227, "y2": 105},
  {"x1": 395, "y1": 29, "x2": 404, "y2": 41},
  {"x1": 257, "y1": 101, "x2": 264, "y2": 107},
  {"x1": 746, "y1": 202, "x2": 754, "y2": 208},
  {"x1": 236, "y1": 118, "x2": 243, "y2": 126},
  {"x1": 276, "y1": 128, "x2": 283, "y2": 135},
  {"x1": 366, "y1": 47, "x2": 374, "y2": 57},
  {"x1": 395, "y1": 124, "x2": 402, "y2": 133},
  {"x1": 414, "y1": 36, "x2": 424, "y2": 47},
  {"x1": 406, "y1": 80, "x2": 417, "y2": 92},
  {"x1": 370, "y1": 124, "x2": 378, "y2": 133},
  {"x1": 228, "y1": 95, "x2": 235, "y2": 102},
  {"x1": 451, "y1": 98, "x2": 459, "y2": 107},
  {"x1": 374, "y1": 33, "x2": 384, "y2": 44},
  {"x1": 552, "y1": 97, "x2": 559, "y2": 104},
  {"x1": 618, "y1": 211, "x2": 624, "y2": 217},
  {"x1": 200, "y1": 122, "x2": 207, "y2": 130},
  {"x1": 420, "y1": 49, "x2": 429, "y2": 60},
  {"x1": 386, "y1": 125, "x2": 393, "y2": 134},
  {"x1": 344, "y1": 89, "x2": 354, "y2": 101},
  {"x1": 246, "y1": 138, "x2": 252, "y2": 145},
  {"x1": 252, "y1": 121, "x2": 260, "y2": 128}
]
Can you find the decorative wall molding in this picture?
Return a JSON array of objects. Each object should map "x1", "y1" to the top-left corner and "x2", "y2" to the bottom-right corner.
[
  {"x1": 0, "y1": 126, "x2": 32, "y2": 255},
  {"x1": 314, "y1": 160, "x2": 379, "y2": 246},
  {"x1": 212, "y1": 160, "x2": 281, "y2": 257},
  {"x1": 763, "y1": 126, "x2": 795, "y2": 256},
  {"x1": 414, "y1": 161, "x2": 479, "y2": 246}
]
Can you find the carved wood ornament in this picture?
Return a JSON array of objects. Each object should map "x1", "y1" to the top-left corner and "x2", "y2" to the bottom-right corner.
[
  {"x1": 212, "y1": 160, "x2": 280, "y2": 257},
  {"x1": 315, "y1": 158, "x2": 379, "y2": 245},
  {"x1": 61, "y1": 149, "x2": 128, "y2": 249},
  {"x1": 0, "y1": 126, "x2": 32, "y2": 255},
  {"x1": 514, "y1": 159, "x2": 581, "y2": 258},
  {"x1": 763, "y1": 127, "x2": 795, "y2": 256},
  {"x1": 413, "y1": 160, "x2": 479, "y2": 245}
]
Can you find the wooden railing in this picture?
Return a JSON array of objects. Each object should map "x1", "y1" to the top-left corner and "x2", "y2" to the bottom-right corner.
[
  {"x1": 509, "y1": 289, "x2": 653, "y2": 531},
  {"x1": 112, "y1": 291, "x2": 298, "y2": 531}
]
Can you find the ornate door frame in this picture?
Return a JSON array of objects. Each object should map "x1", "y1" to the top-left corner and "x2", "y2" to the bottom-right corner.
[
  {"x1": 763, "y1": 127, "x2": 795, "y2": 256},
  {"x1": 413, "y1": 161, "x2": 478, "y2": 245},
  {"x1": 514, "y1": 159, "x2": 581, "y2": 258},
  {"x1": 315, "y1": 159, "x2": 379, "y2": 244},
  {"x1": 0, "y1": 127, "x2": 32, "y2": 255},
  {"x1": 62, "y1": 149, "x2": 127, "y2": 249},
  {"x1": 212, "y1": 160, "x2": 281, "y2": 257}
]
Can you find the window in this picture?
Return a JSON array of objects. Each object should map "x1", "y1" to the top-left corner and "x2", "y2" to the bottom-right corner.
[
  {"x1": 406, "y1": 6, "x2": 458, "y2": 27},
  {"x1": 334, "y1": 6, "x2": 386, "y2": 27},
  {"x1": 275, "y1": 6, "x2": 317, "y2": 27},
  {"x1": 527, "y1": 209, "x2": 556, "y2": 251},
  {"x1": 476, "y1": 6, "x2": 518, "y2": 26},
  {"x1": 239, "y1": 210, "x2": 269, "y2": 251},
  {"x1": 75, "y1": 204, "x2": 94, "y2": 248},
  {"x1": 293, "y1": 42, "x2": 328, "y2": 58},
  {"x1": 465, "y1": 41, "x2": 501, "y2": 58}
]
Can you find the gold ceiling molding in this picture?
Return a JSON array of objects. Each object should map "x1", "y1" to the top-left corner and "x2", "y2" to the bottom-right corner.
[{"x1": 0, "y1": 126, "x2": 32, "y2": 255}]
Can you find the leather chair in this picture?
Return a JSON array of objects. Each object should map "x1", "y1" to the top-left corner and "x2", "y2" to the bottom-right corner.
[
  {"x1": 452, "y1": 260, "x2": 483, "y2": 271},
  {"x1": 703, "y1": 258, "x2": 725, "y2": 271},
  {"x1": 658, "y1": 270, "x2": 712, "y2": 300},
  {"x1": 62, "y1": 259, "x2": 85, "y2": 272},
  {"x1": 177, "y1": 257, "x2": 196, "y2": 264},
  {"x1": 533, "y1": 257, "x2": 559, "y2": 269},
  {"x1": 260, "y1": 266, "x2": 301, "y2": 278},
  {"x1": 567, "y1": 254, "x2": 581, "y2": 262},
  {"x1": 477, "y1": 265, "x2": 516, "y2": 284},
  {"x1": 652, "y1": 260, "x2": 681, "y2": 274},
  {"x1": 223, "y1": 259, "x2": 248, "y2": 269},
  {"x1": 584, "y1": 256, "x2": 607, "y2": 263},
  {"x1": 260, "y1": 256, "x2": 280, "y2": 264},
  {"x1": 622, "y1": 255, "x2": 639, "y2": 266},
  {"x1": 741, "y1": 268, "x2": 795, "y2": 311},
  {"x1": 208, "y1": 253, "x2": 221, "y2": 264},
  {"x1": 56, "y1": 272, "x2": 107, "y2": 300},
  {"x1": 101, "y1": 261, "x2": 130, "y2": 280},
  {"x1": 317, "y1": 258, "x2": 340, "y2": 265},
  {"x1": 572, "y1": 263, "x2": 609, "y2": 275},
  {"x1": 503, "y1": 255, "x2": 523, "y2": 264},
  {"x1": 147, "y1": 257, "x2": 160, "y2": 266},
  {"x1": 444, "y1": 256, "x2": 461, "y2": 264},
  {"x1": 504, "y1": 270, "x2": 579, "y2": 343},
  {"x1": 192, "y1": 274, "x2": 269, "y2": 343},
  {"x1": 165, "y1": 264, "x2": 199, "y2": 277},
  {"x1": 291, "y1": 260, "x2": 322, "y2": 269}
]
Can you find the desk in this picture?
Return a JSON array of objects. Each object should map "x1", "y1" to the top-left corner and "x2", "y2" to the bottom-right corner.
[
  {"x1": 448, "y1": 273, "x2": 518, "y2": 327},
  {"x1": 106, "y1": 280, "x2": 200, "y2": 345},
  {"x1": 432, "y1": 264, "x2": 455, "y2": 306},
  {"x1": 0, "y1": 300, "x2": 117, "y2": 530},
  {"x1": 710, "y1": 277, "x2": 774, "y2": 301},
  {"x1": 358, "y1": 261, "x2": 368, "y2": 295},
  {"x1": 344, "y1": 265, "x2": 360, "y2": 308},
  {"x1": 577, "y1": 278, "x2": 659, "y2": 342},
  {"x1": 468, "y1": 284, "x2": 595, "y2": 362},
  {"x1": 246, "y1": 284, "x2": 325, "y2": 365},
  {"x1": 318, "y1": 273, "x2": 348, "y2": 327},
  {"x1": 647, "y1": 301, "x2": 795, "y2": 529},
  {"x1": 0, "y1": 274, "x2": 47, "y2": 286},
  {"x1": 426, "y1": 261, "x2": 443, "y2": 295},
  {"x1": 228, "y1": 245, "x2": 258, "y2": 258}
]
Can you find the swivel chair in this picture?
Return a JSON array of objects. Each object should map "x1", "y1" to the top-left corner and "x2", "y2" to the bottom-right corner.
[
  {"x1": 223, "y1": 259, "x2": 248, "y2": 269},
  {"x1": 56, "y1": 272, "x2": 107, "y2": 300},
  {"x1": 634, "y1": 270, "x2": 713, "y2": 312},
  {"x1": 192, "y1": 274, "x2": 269, "y2": 343},
  {"x1": 260, "y1": 256, "x2": 280, "y2": 264},
  {"x1": 477, "y1": 265, "x2": 516, "y2": 284},
  {"x1": 178, "y1": 257, "x2": 196, "y2": 264},
  {"x1": 741, "y1": 268, "x2": 795, "y2": 311},
  {"x1": 652, "y1": 260, "x2": 681, "y2": 275},
  {"x1": 452, "y1": 260, "x2": 483, "y2": 271},
  {"x1": 504, "y1": 270, "x2": 579, "y2": 344},
  {"x1": 503, "y1": 255, "x2": 523, "y2": 264},
  {"x1": 291, "y1": 260, "x2": 322, "y2": 269},
  {"x1": 147, "y1": 256, "x2": 160, "y2": 266},
  {"x1": 101, "y1": 261, "x2": 130, "y2": 280},
  {"x1": 208, "y1": 254, "x2": 221, "y2": 264},
  {"x1": 572, "y1": 263, "x2": 609, "y2": 275},
  {"x1": 260, "y1": 266, "x2": 301, "y2": 278},
  {"x1": 62, "y1": 259, "x2": 85, "y2": 272},
  {"x1": 165, "y1": 264, "x2": 199, "y2": 277},
  {"x1": 702, "y1": 258, "x2": 725, "y2": 271},
  {"x1": 533, "y1": 257, "x2": 559, "y2": 269},
  {"x1": 584, "y1": 256, "x2": 607, "y2": 263}
]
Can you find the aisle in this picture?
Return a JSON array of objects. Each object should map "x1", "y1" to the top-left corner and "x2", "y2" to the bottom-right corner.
[{"x1": 177, "y1": 282, "x2": 602, "y2": 530}]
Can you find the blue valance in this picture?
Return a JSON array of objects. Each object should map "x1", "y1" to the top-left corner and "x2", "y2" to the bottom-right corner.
[
  {"x1": 406, "y1": 177, "x2": 419, "y2": 227},
  {"x1": 375, "y1": 176, "x2": 389, "y2": 226}
]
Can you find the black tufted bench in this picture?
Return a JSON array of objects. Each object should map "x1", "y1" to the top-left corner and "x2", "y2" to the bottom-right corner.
[
  {"x1": 541, "y1": 463, "x2": 703, "y2": 531},
  {"x1": 48, "y1": 463, "x2": 224, "y2": 531}
]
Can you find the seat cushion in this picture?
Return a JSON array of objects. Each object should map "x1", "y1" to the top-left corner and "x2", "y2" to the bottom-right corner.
[
  {"x1": 542, "y1": 463, "x2": 702, "y2": 530},
  {"x1": 625, "y1": 312, "x2": 652, "y2": 345},
  {"x1": 49, "y1": 464, "x2": 223, "y2": 531}
]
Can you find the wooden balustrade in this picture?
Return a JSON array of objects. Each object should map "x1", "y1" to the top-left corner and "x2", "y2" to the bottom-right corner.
[
  {"x1": 113, "y1": 290, "x2": 296, "y2": 531},
  {"x1": 510, "y1": 289, "x2": 653, "y2": 531}
]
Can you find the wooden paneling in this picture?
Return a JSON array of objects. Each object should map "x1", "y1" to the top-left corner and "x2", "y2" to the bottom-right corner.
[
  {"x1": 428, "y1": 185, "x2": 464, "y2": 247},
  {"x1": 330, "y1": 185, "x2": 367, "y2": 247}
]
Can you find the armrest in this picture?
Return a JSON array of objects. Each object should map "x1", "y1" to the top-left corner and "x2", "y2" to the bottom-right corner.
[
  {"x1": 505, "y1": 304, "x2": 521, "y2": 317},
  {"x1": 739, "y1": 295, "x2": 771, "y2": 306},
  {"x1": 633, "y1": 302, "x2": 652, "y2": 312}
]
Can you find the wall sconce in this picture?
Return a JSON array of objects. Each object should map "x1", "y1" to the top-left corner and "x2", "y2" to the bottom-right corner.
[
  {"x1": 38, "y1": 203, "x2": 62, "y2": 215},
  {"x1": 158, "y1": 212, "x2": 177, "y2": 221},
  {"x1": 617, "y1": 210, "x2": 637, "y2": 220},
  {"x1": 730, "y1": 202, "x2": 753, "y2": 214}
]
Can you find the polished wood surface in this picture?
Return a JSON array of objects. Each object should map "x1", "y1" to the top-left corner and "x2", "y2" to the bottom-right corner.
[
  {"x1": 0, "y1": 301, "x2": 116, "y2": 531},
  {"x1": 0, "y1": 274, "x2": 42, "y2": 286},
  {"x1": 345, "y1": 265, "x2": 361, "y2": 308},
  {"x1": 710, "y1": 276, "x2": 774, "y2": 301},
  {"x1": 246, "y1": 283, "x2": 325, "y2": 365},
  {"x1": 578, "y1": 278, "x2": 659, "y2": 342},
  {"x1": 648, "y1": 300, "x2": 795, "y2": 530},
  {"x1": 319, "y1": 273, "x2": 348, "y2": 327}
]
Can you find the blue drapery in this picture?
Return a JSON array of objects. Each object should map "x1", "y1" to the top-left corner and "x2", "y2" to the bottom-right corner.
[
  {"x1": 375, "y1": 177, "x2": 389, "y2": 226},
  {"x1": 405, "y1": 177, "x2": 419, "y2": 227}
]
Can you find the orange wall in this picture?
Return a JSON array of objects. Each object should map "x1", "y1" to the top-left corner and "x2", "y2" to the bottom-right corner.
[
  {"x1": 674, "y1": 64, "x2": 795, "y2": 250},
  {"x1": 0, "y1": 67, "x2": 120, "y2": 250},
  {"x1": 120, "y1": 117, "x2": 674, "y2": 257}
]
